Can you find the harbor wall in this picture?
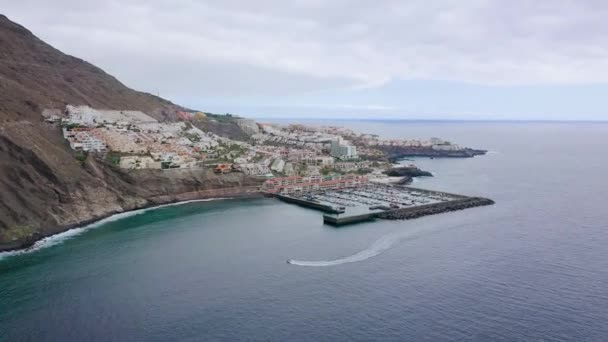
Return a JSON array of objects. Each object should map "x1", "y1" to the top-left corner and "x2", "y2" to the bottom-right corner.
[
  {"x1": 273, "y1": 194, "x2": 343, "y2": 213},
  {"x1": 377, "y1": 197, "x2": 494, "y2": 221},
  {"x1": 397, "y1": 185, "x2": 470, "y2": 199},
  {"x1": 324, "y1": 197, "x2": 494, "y2": 226}
]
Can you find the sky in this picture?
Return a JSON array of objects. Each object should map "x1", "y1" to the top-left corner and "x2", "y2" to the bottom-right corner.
[{"x1": 2, "y1": 0, "x2": 608, "y2": 120}]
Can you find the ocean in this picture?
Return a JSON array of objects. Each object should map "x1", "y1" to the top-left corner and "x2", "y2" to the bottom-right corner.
[{"x1": 1, "y1": 121, "x2": 607, "y2": 341}]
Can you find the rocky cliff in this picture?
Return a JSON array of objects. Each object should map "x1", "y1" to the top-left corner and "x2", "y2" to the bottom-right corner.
[{"x1": 0, "y1": 15, "x2": 264, "y2": 251}]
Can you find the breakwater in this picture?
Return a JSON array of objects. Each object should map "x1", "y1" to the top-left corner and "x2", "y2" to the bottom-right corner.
[
  {"x1": 271, "y1": 184, "x2": 494, "y2": 226},
  {"x1": 376, "y1": 197, "x2": 494, "y2": 220}
]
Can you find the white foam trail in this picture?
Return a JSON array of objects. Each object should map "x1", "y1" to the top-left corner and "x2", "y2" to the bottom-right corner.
[
  {"x1": 288, "y1": 226, "x2": 434, "y2": 267},
  {"x1": 0, "y1": 198, "x2": 227, "y2": 261},
  {"x1": 288, "y1": 234, "x2": 398, "y2": 267}
]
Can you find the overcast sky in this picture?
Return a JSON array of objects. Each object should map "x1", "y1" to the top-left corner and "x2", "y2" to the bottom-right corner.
[{"x1": 3, "y1": 0, "x2": 608, "y2": 120}]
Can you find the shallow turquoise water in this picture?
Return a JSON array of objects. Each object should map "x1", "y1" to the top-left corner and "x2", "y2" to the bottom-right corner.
[{"x1": 1, "y1": 122, "x2": 608, "y2": 341}]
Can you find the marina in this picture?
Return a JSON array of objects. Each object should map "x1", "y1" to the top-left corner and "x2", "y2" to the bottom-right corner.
[{"x1": 272, "y1": 184, "x2": 493, "y2": 225}]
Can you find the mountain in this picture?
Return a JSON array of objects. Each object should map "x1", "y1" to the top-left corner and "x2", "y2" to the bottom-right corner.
[
  {"x1": 0, "y1": 14, "x2": 186, "y2": 122},
  {"x1": 0, "y1": 15, "x2": 262, "y2": 251}
]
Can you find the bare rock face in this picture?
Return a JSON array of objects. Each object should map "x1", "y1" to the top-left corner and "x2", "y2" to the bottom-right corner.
[{"x1": 0, "y1": 15, "x2": 265, "y2": 251}]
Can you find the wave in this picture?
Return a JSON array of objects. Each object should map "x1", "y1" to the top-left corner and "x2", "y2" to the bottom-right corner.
[
  {"x1": 287, "y1": 226, "x2": 435, "y2": 267},
  {"x1": 0, "y1": 198, "x2": 227, "y2": 261}
]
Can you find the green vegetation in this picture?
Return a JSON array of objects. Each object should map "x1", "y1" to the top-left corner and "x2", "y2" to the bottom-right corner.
[
  {"x1": 75, "y1": 151, "x2": 88, "y2": 165},
  {"x1": 320, "y1": 166, "x2": 333, "y2": 175},
  {"x1": 182, "y1": 122, "x2": 193, "y2": 130},
  {"x1": 205, "y1": 112, "x2": 240, "y2": 122},
  {"x1": 0, "y1": 225, "x2": 37, "y2": 244},
  {"x1": 229, "y1": 144, "x2": 245, "y2": 153},
  {"x1": 62, "y1": 123, "x2": 83, "y2": 130},
  {"x1": 355, "y1": 168, "x2": 373, "y2": 175},
  {"x1": 183, "y1": 132, "x2": 200, "y2": 142},
  {"x1": 105, "y1": 151, "x2": 121, "y2": 166}
]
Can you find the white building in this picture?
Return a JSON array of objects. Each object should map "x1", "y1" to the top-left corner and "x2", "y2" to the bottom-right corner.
[
  {"x1": 330, "y1": 137, "x2": 358, "y2": 159},
  {"x1": 65, "y1": 105, "x2": 101, "y2": 126},
  {"x1": 63, "y1": 128, "x2": 106, "y2": 152},
  {"x1": 301, "y1": 155, "x2": 334, "y2": 166},
  {"x1": 238, "y1": 163, "x2": 272, "y2": 176},
  {"x1": 119, "y1": 156, "x2": 161, "y2": 169},
  {"x1": 270, "y1": 158, "x2": 286, "y2": 173}
]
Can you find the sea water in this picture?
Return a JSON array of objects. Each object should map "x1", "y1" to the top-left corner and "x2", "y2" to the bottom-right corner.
[{"x1": 1, "y1": 121, "x2": 607, "y2": 341}]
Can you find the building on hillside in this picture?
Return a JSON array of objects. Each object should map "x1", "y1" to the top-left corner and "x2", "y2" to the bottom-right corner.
[
  {"x1": 270, "y1": 158, "x2": 286, "y2": 173},
  {"x1": 65, "y1": 105, "x2": 101, "y2": 126},
  {"x1": 301, "y1": 155, "x2": 334, "y2": 166},
  {"x1": 214, "y1": 164, "x2": 232, "y2": 174},
  {"x1": 283, "y1": 162, "x2": 295, "y2": 176},
  {"x1": 330, "y1": 137, "x2": 358, "y2": 159},
  {"x1": 432, "y1": 143, "x2": 461, "y2": 151},
  {"x1": 262, "y1": 174, "x2": 368, "y2": 194},
  {"x1": 63, "y1": 128, "x2": 107, "y2": 152},
  {"x1": 119, "y1": 156, "x2": 161, "y2": 169},
  {"x1": 429, "y1": 137, "x2": 444, "y2": 145},
  {"x1": 236, "y1": 163, "x2": 272, "y2": 176}
]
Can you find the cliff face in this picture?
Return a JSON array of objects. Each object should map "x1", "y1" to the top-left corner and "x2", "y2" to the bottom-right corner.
[{"x1": 0, "y1": 15, "x2": 264, "y2": 251}]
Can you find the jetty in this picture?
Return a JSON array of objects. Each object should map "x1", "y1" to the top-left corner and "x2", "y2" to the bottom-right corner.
[{"x1": 270, "y1": 184, "x2": 494, "y2": 226}]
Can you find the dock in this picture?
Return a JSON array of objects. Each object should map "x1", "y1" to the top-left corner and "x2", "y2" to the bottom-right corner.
[{"x1": 271, "y1": 184, "x2": 494, "y2": 226}]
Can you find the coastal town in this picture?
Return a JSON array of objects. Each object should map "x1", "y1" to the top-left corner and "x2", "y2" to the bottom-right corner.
[
  {"x1": 38, "y1": 105, "x2": 494, "y2": 226},
  {"x1": 44, "y1": 105, "x2": 478, "y2": 183}
]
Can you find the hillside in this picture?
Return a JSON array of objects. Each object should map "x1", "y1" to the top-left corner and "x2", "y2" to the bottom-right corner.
[
  {"x1": 0, "y1": 14, "x2": 188, "y2": 122},
  {"x1": 0, "y1": 15, "x2": 263, "y2": 251}
]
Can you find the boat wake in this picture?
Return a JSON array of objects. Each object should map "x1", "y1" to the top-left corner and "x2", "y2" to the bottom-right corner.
[
  {"x1": 0, "y1": 198, "x2": 226, "y2": 261},
  {"x1": 288, "y1": 234, "x2": 398, "y2": 267},
  {"x1": 287, "y1": 226, "x2": 437, "y2": 267}
]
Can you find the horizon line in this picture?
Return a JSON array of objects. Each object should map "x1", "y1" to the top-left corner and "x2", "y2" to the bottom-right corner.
[{"x1": 244, "y1": 117, "x2": 608, "y2": 123}]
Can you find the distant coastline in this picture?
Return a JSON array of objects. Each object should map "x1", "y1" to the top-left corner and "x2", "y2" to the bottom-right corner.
[{"x1": 379, "y1": 146, "x2": 487, "y2": 161}]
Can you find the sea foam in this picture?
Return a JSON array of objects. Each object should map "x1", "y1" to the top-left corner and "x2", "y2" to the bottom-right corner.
[
  {"x1": 287, "y1": 234, "x2": 398, "y2": 267},
  {"x1": 0, "y1": 198, "x2": 226, "y2": 260},
  {"x1": 287, "y1": 225, "x2": 442, "y2": 267}
]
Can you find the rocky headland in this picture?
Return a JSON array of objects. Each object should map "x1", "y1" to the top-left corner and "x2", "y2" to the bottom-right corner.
[
  {"x1": 378, "y1": 146, "x2": 487, "y2": 163},
  {"x1": 383, "y1": 166, "x2": 433, "y2": 184}
]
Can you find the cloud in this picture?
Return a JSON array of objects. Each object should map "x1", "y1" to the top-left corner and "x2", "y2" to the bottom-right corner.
[{"x1": 2, "y1": 0, "x2": 608, "y2": 116}]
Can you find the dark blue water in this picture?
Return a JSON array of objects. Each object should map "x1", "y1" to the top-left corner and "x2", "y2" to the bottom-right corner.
[{"x1": 1, "y1": 122, "x2": 608, "y2": 341}]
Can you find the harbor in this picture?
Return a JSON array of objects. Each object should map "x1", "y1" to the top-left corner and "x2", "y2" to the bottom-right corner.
[{"x1": 271, "y1": 183, "x2": 494, "y2": 225}]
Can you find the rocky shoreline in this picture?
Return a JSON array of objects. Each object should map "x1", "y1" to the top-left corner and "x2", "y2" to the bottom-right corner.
[
  {"x1": 0, "y1": 187, "x2": 264, "y2": 253},
  {"x1": 383, "y1": 165, "x2": 433, "y2": 185},
  {"x1": 377, "y1": 146, "x2": 487, "y2": 162}
]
